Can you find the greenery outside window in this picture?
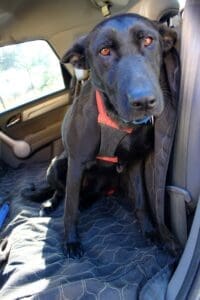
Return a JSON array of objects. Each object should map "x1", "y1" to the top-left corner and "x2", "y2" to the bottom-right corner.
[{"x1": 0, "y1": 40, "x2": 65, "y2": 113}]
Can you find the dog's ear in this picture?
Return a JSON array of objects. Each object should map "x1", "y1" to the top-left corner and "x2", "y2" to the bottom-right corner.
[
  {"x1": 157, "y1": 24, "x2": 180, "y2": 104},
  {"x1": 155, "y1": 23, "x2": 177, "y2": 52},
  {"x1": 61, "y1": 35, "x2": 89, "y2": 69}
]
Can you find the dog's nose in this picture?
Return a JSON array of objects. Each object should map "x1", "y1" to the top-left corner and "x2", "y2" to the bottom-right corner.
[{"x1": 129, "y1": 95, "x2": 157, "y2": 110}]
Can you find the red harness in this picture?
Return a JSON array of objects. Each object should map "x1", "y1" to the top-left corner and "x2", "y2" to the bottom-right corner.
[{"x1": 95, "y1": 90, "x2": 133, "y2": 163}]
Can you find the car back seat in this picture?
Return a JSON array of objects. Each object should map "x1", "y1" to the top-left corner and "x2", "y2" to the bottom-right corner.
[{"x1": 166, "y1": 4, "x2": 200, "y2": 297}]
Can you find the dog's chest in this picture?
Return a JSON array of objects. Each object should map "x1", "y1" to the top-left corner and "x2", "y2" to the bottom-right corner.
[
  {"x1": 115, "y1": 126, "x2": 154, "y2": 162},
  {"x1": 97, "y1": 123, "x2": 154, "y2": 164},
  {"x1": 95, "y1": 90, "x2": 154, "y2": 164}
]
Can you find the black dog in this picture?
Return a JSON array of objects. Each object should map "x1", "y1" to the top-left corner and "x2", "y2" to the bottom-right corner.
[
  {"x1": 23, "y1": 13, "x2": 177, "y2": 258},
  {"x1": 38, "y1": 153, "x2": 121, "y2": 213},
  {"x1": 58, "y1": 13, "x2": 178, "y2": 258}
]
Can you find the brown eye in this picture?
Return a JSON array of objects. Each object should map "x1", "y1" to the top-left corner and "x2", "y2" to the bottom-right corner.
[
  {"x1": 143, "y1": 36, "x2": 153, "y2": 47},
  {"x1": 100, "y1": 47, "x2": 111, "y2": 56}
]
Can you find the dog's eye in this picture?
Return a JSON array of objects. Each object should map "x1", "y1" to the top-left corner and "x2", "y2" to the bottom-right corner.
[
  {"x1": 99, "y1": 47, "x2": 111, "y2": 56},
  {"x1": 143, "y1": 36, "x2": 153, "y2": 47}
]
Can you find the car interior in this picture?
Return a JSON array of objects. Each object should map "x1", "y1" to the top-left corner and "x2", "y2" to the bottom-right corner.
[{"x1": 0, "y1": 0, "x2": 200, "y2": 299}]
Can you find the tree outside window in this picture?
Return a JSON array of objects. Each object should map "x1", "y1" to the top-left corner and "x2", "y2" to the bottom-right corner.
[{"x1": 0, "y1": 40, "x2": 65, "y2": 113}]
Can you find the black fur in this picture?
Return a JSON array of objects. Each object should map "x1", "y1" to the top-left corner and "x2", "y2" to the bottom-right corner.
[{"x1": 25, "y1": 14, "x2": 178, "y2": 258}]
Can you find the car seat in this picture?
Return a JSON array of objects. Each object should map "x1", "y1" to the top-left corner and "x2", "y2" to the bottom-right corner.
[
  {"x1": 166, "y1": 0, "x2": 200, "y2": 298},
  {"x1": 166, "y1": 0, "x2": 200, "y2": 247}
]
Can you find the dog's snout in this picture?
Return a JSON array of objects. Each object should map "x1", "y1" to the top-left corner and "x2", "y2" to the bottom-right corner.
[{"x1": 128, "y1": 94, "x2": 157, "y2": 110}]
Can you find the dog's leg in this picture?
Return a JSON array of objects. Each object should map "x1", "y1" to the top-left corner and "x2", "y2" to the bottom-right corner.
[
  {"x1": 40, "y1": 154, "x2": 68, "y2": 215},
  {"x1": 63, "y1": 158, "x2": 84, "y2": 258}
]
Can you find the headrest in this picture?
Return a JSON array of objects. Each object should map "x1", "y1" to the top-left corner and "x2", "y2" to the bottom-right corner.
[{"x1": 129, "y1": 0, "x2": 180, "y2": 21}]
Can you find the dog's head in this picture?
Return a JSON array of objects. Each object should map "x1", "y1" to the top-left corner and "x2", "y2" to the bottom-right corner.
[{"x1": 62, "y1": 14, "x2": 178, "y2": 125}]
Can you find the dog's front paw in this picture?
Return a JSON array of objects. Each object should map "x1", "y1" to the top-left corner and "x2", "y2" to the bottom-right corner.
[
  {"x1": 39, "y1": 192, "x2": 62, "y2": 216},
  {"x1": 63, "y1": 242, "x2": 84, "y2": 259},
  {"x1": 39, "y1": 199, "x2": 54, "y2": 216}
]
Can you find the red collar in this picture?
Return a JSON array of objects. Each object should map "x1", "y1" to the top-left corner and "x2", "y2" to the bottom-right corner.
[{"x1": 96, "y1": 90, "x2": 133, "y2": 134}]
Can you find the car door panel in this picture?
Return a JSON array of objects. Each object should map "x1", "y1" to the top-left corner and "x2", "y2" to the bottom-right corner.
[{"x1": 0, "y1": 91, "x2": 69, "y2": 167}]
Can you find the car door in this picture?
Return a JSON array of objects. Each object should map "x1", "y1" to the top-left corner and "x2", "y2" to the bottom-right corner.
[{"x1": 0, "y1": 40, "x2": 72, "y2": 168}]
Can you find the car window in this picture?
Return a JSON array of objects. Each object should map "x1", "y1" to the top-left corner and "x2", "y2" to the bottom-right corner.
[
  {"x1": 0, "y1": 40, "x2": 65, "y2": 113},
  {"x1": 178, "y1": 0, "x2": 186, "y2": 9}
]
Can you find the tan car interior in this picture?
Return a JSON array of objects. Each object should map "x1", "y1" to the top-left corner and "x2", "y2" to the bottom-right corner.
[
  {"x1": 0, "y1": 0, "x2": 179, "y2": 167},
  {"x1": 2, "y1": 0, "x2": 200, "y2": 299}
]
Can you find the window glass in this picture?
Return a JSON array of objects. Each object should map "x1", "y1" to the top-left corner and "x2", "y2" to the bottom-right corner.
[
  {"x1": 0, "y1": 40, "x2": 65, "y2": 113},
  {"x1": 178, "y1": 0, "x2": 186, "y2": 9}
]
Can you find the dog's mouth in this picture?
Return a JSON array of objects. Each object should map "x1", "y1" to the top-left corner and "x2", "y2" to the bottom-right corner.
[{"x1": 121, "y1": 115, "x2": 154, "y2": 126}]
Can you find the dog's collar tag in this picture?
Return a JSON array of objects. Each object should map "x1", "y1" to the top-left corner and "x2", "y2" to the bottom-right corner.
[{"x1": 96, "y1": 90, "x2": 133, "y2": 134}]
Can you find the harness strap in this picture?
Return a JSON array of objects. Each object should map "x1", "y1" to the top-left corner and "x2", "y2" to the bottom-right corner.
[
  {"x1": 95, "y1": 90, "x2": 133, "y2": 164},
  {"x1": 96, "y1": 155, "x2": 119, "y2": 163}
]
